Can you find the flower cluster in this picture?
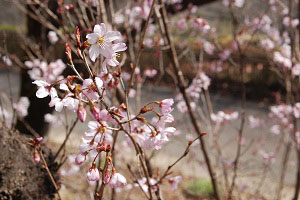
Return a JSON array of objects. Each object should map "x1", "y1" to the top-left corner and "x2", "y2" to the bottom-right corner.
[
  {"x1": 211, "y1": 111, "x2": 239, "y2": 125},
  {"x1": 26, "y1": 59, "x2": 66, "y2": 83},
  {"x1": 29, "y1": 22, "x2": 180, "y2": 190},
  {"x1": 176, "y1": 71, "x2": 210, "y2": 113}
]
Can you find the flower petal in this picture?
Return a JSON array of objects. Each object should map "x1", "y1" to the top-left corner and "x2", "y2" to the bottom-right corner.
[
  {"x1": 112, "y1": 43, "x2": 127, "y2": 52},
  {"x1": 36, "y1": 87, "x2": 49, "y2": 98},
  {"x1": 104, "y1": 31, "x2": 121, "y2": 42},
  {"x1": 89, "y1": 44, "x2": 101, "y2": 62},
  {"x1": 94, "y1": 23, "x2": 106, "y2": 36},
  {"x1": 86, "y1": 33, "x2": 99, "y2": 45},
  {"x1": 99, "y1": 46, "x2": 114, "y2": 58}
]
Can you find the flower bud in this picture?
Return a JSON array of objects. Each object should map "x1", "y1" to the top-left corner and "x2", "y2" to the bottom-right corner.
[
  {"x1": 81, "y1": 40, "x2": 90, "y2": 50},
  {"x1": 75, "y1": 26, "x2": 81, "y2": 47},
  {"x1": 36, "y1": 137, "x2": 43, "y2": 143},
  {"x1": 87, "y1": 167, "x2": 100, "y2": 182},
  {"x1": 90, "y1": 103, "x2": 101, "y2": 120},
  {"x1": 76, "y1": 48, "x2": 84, "y2": 60},
  {"x1": 103, "y1": 168, "x2": 111, "y2": 184},
  {"x1": 75, "y1": 153, "x2": 86, "y2": 165},
  {"x1": 65, "y1": 43, "x2": 72, "y2": 64},
  {"x1": 77, "y1": 104, "x2": 87, "y2": 122},
  {"x1": 34, "y1": 149, "x2": 40, "y2": 164}
]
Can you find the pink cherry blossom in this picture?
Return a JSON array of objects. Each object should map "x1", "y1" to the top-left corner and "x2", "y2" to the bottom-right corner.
[
  {"x1": 33, "y1": 80, "x2": 57, "y2": 99},
  {"x1": 177, "y1": 18, "x2": 187, "y2": 30},
  {"x1": 168, "y1": 176, "x2": 182, "y2": 190},
  {"x1": 36, "y1": 137, "x2": 43, "y2": 143},
  {"x1": 109, "y1": 173, "x2": 127, "y2": 188},
  {"x1": 177, "y1": 101, "x2": 196, "y2": 113},
  {"x1": 82, "y1": 78, "x2": 103, "y2": 100},
  {"x1": 234, "y1": 0, "x2": 244, "y2": 7},
  {"x1": 91, "y1": 104, "x2": 101, "y2": 120},
  {"x1": 270, "y1": 124, "x2": 280, "y2": 135},
  {"x1": 144, "y1": 68, "x2": 157, "y2": 78},
  {"x1": 13, "y1": 97, "x2": 30, "y2": 118},
  {"x1": 248, "y1": 115, "x2": 264, "y2": 128},
  {"x1": 292, "y1": 64, "x2": 300, "y2": 76},
  {"x1": 160, "y1": 99, "x2": 174, "y2": 114},
  {"x1": 104, "y1": 43, "x2": 127, "y2": 67},
  {"x1": 48, "y1": 31, "x2": 59, "y2": 44},
  {"x1": 60, "y1": 155, "x2": 80, "y2": 176},
  {"x1": 203, "y1": 41, "x2": 215, "y2": 55},
  {"x1": 2, "y1": 55, "x2": 12, "y2": 66},
  {"x1": 86, "y1": 23, "x2": 122, "y2": 61},
  {"x1": 128, "y1": 89, "x2": 136, "y2": 98},
  {"x1": 193, "y1": 18, "x2": 210, "y2": 33},
  {"x1": 27, "y1": 59, "x2": 65, "y2": 83}
]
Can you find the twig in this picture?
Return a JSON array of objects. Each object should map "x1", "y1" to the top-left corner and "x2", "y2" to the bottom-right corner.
[
  {"x1": 158, "y1": 136, "x2": 201, "y2": 182},
  {"x1": 127, "y1": 164, "x2": 150, "y2": 199},
  {"x1": 53, "y1": 118, "x2": 79, "y2": 161},
  {"x1": 127, "y1": 0, "x2": 157, "y2": 94},
  {"x1": 227, "y1": 4, "x2": 247, "y2": 198},
  {"x1": 40, "y1": 150, "x2": 62, "y2": 200}
]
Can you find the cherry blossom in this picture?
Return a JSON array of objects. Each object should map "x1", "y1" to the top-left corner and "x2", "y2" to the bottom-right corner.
[
  {"x1": 60, "y1": 155, "x2": 80, "y2": 176},
  {"x1": 193, "y1": 18, "x2": 210, "y2": 33},
  {"x1": 248, "y1": 115, "x2": 264, "y2": 128},
  {"x1": 13, "y1": 97, "x2": 30, "y2": 118},
  {"x1": 33, "y1": 80, "x2": 57, "y2": 99},
  {"x1": 177, "y1": 18, "x2": 187, "y2": 30},
  {"x1": 168, "y1": 176, "x2": 182, "y2": 190},
  {"x1": 211, "y1": 111, "x2": 239, "y2": 125},
  {"x1": 109, "y1": 173, "x2": 127, "y2": 188},
  {"x1": 160, "y1": 98, "x2": 174, "y2": 114},
  {"x1": 270, "y1": 124, "x2": 281, "y2": 135},
  {"x1": 2, "y1": 55, "x2": 12, "y2": 66},
  {"x1": 104, "y1": 43, "x2": 127, "y2": 67},
  {"x1": 48, "y1": 31, "x2": 59, "y2": 44},
  {"x1": 86, "y1": 23, "x2": 124, "y2": 61},
  {"x1": 26, "y1": 59, "x2": 65, "y2": 83},
  {"x1": 144, "y1": 68, "x2": 157, "y2": 78}
]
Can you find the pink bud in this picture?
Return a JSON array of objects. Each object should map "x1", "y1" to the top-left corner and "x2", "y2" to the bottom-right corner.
[
  {"x1": 87, "y1": 168, "x2": 100, "y2": 182},
  {"x1": 77, "y1": 105, "x2": 86, "y2": 122},
  {"x1": 36, "y1": 137, "x2": 43, "y2": 143},
  {"x1": 34, "y1": 150, "x2": 40, "y2": 164},
  {"x1": 103, "y1": 169, "x2": 111, "y2": 184},
  {"x1": 65, "y1": 43, "x2": 72, "y2": 64},
  {"x1": 91, "y1": 105, "x2": 101, "y2": 120},
  {"x1": 75, "y1": 153, "x2": 86, "y2": 165}
]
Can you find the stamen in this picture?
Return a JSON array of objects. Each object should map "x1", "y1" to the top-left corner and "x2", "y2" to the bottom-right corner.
[{"x1": 97, "y1": 37, "x2": 107, "y2": 49}]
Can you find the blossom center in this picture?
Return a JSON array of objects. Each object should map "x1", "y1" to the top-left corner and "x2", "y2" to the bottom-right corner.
[{"x1": 97, "y1": 37, "x2": 105, "y2": 45}]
